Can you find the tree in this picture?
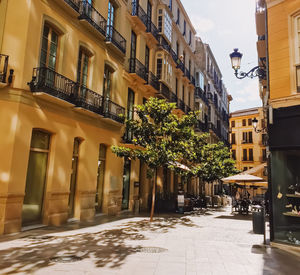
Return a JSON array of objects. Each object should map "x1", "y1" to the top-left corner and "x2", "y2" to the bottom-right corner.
[
  {"x1": 191, "y1": 141, "x2": 238, "y2": 206},
  {"x1": 111, "y1": 97, "x2": 198, "y2": 221}
]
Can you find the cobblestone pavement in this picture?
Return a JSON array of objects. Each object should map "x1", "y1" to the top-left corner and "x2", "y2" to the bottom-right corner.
[{"x1": 0, "y1": 207, "x2": 299, "y2": 275}]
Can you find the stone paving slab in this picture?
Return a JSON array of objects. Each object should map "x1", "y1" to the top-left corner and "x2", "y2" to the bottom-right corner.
[{"x1": 0, "y1": 207, "x2": 299, "y2": 275}]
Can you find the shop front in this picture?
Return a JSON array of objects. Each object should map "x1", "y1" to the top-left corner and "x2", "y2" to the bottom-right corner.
[{"x1": 269, "y1": 105, "x2": 300, "y2": 246}]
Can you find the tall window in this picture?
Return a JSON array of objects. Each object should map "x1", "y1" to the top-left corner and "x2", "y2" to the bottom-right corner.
[
  {"x1": 103, "y1": 65, "x2": 112, "y2": 101},
  {"x1": 183, "y1": 20, "x2": 186, "y2": 36},
  {"x1": 168, "y1": 0, "x2": 172, "y2": 11},
  {"x1": 199, "y1": 72, "x2": 204, "y2": 90},
  {"x1": 77, "y1": 47, "x2": 89, "y2": 89},
  {"x1": 175, "y1": 78, "x2": 178, "y2": 96},
  {"x1": 176, "y1": 8, "x2": 180, "y2": 25},
  {"x1": 231, "y1": 133, "x2": 236, "y2": 144},
  {"x1": 182, "y1": 85, "x2": 185, "y2": 102},
  {"x1": 243, "y1": 149, "x2": 247, "y2": 161},
  {"x1": 242, "y1": 132, "x2": 247, "y2": 143},
  {"x1": 158, "y1": 10, "x2": 163, "y2": 32},
  {"x1": 296, "y1": 17, "x2": 300, "y2": 91},
  {"x1": 232, "y1": 149, "x2": 236, "y2": 160},
  {"x1": 176, "y1": 41, "x2": 179, "y2": 57},
  {"x1": 147, "y1": 0, "x2": 152, "y2": 22},
  {"x1": 248, "y1": 118, "x2": 252, "y2": 126},
  {"x1": 23, "y1": 130, "x2": 50, "y2": 224},
  {"x1": 163, "y1": 10, "x2": 172, "y2": 42},
  {"x1": 95, "y1": 144, "x2": 106, "y2": 212},
  {"x1": 231, "y1": 120, "x2": 235, "y2": 128},
  {"x1": 126, "y1": 89, "x2": 135, "y2": 141},
  {"x1": 262, "y1": 148, "x2": 267, "y2": 161},
  {"x1": 69, "y1": 138, "x2": 81, "y2": 217},
  {"x1": 106, "y1": 1, "x2": 115, "y2": 37},
  {"x1": 145, "y1": 46, "x2": 150, "y2": 72},
  {"x1": 130, "y1": 31, "x2": 137, "y2": 59},
  {"x1": 40, "y1": 24, "x2": 59, "y2": 70},
  {"x1": 188, "y1": 91, "x2": 191, "y2": 107},
  {"x1": 242, "y1": 119, "x2": 246, "y2": 126},
  {"x1": 249, "y1": 148, "x2": 253, "y2": 161},
  {"x1": 183, "y1": 51, "x2": 186, "y2": 66},
  {"x1": 189, "y1": 30, "x2": 192, "y2": 45},
  {"x1": 248, "y1": 131, "x2": 253, "y2": 143},
  {"x1": 156, "y1": 58, "x2": 162, "y2": 79}
]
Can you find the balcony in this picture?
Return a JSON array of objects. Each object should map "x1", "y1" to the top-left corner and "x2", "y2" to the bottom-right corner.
[
  {"x1": 52, "y1": 0, "x2": 80, "y2": 15},
  {"x1": 157, "y1": 82, "x2": 178, "y2": 104},
  {"x1": 146, "y1": 21, "x2": 159, "y2": 42},
  {"x1": 195, "y1": 87, "x2": 209, "y2": 106},
  {"x1": 28, "y1": 67, "x2": 76, "y2": 106},
  {"x1": 74, "y1": 85, "x2": 103, "y2": 116},
  {"x1": 191, "y1": 76, "x2": 195, "y2": 86},
  {"x1": 0, "y1": 54, "x2": 9, "y2": 84},
  {"x1": 158, "y1": 35, "x2": 171, "y2": 52},
  {"x1": 106, "y1": 25, "x2": 126, "y2": 54},
  {"x1": 102, "y1": 98, "x2": 125, "y2": 123},
  {"x1": 195, "y1": 120, "x2": 208, "y2": 133},
  {"x1": 145, "y1": 71, "x2": 159, "y2": 91},
  {"x1": 129, "y1": 58, "x2": 147, "y2": 82},
  {"x1": 78, "y1": 1, "x2": 107, "y2": 38},
  {"x1": 131, "y1": 2, "x2": 147, "y2": 29}
]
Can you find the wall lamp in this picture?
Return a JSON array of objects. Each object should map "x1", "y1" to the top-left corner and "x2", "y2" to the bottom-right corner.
[
  {"x1": 229, "y1": 48, "x2": 266, "y2": 80},
  {"x1": 252, "y1": 117, "x2": 266, "y2": 133}
]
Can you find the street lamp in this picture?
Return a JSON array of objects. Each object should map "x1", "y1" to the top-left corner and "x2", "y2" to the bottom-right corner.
[
  {"x1": 252, "y1": 117, "x2": 266, "y2": 133},
  {"x1": 229, "y1": 48, "x2": 266, "y2": 80}
]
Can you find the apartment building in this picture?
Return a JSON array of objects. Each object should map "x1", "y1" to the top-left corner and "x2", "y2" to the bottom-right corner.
[
  {"x1": 230, "y1": 107, "x2": 267, "y2": 177},
  {"x1": 0, "y1": 0, "x2": 201, "y2": 234},
  {"x1": 255, "y1": 0, "x2": 300, "y2": 246}
]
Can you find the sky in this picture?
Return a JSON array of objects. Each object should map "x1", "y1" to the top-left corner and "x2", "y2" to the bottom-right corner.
[{"x1": 181, "y1": 0, "x2": 261, "y2": 112}]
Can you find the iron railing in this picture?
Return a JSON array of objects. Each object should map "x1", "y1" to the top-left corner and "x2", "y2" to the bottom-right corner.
[
  {"x1": 79, "y1": 1, "x2": 107, "y2": 37},
  {"x1": 191, "y1": 75, "x2": 195, "y2": 86},
  {"x1": 146, "y1": 21, "x2": 159, "y2": 41},
  {"x1": 74, "y1": 85, "x2": 103, "y2": 114},
  {"x1": 147, "y1": 71, "x2": 159, "y2": 91},
  {"x1": 0, "y1": 54, "x2": 9, "y2": 83},
  {"x1": 158, "y1": 35, "x2": 171, "y2": 52},
  {"x1": 177, "y1": 60, "x2": 185, "y2": 73},
  {"x1": 102, "y1": 98, "x2": 125, "y2": 123},
  {"x1": 184, "y1": 67, "x2": 190, "y2": 79},
  {"x1": 131, "y1": 1, "x2": 148, "y2": 27},
  {"x1": 106, "y1": 25, "x2": 126, "y2": 53},
  {"x1": 64, "y1": 0, "x2": 80, "y2": 12},
  {"x1": 129, "y1": 58, "x2": 147, "y2": 82},
  {"x1": 170, "y1": 48, "x2": 178, "y2": 64},
  {"x1": 195, "y1": 120, "x2": 208, "y2": 132},
  {"x1": 28, "y1": 67, "x2": 77, "y2": 103},
  {"x1": 159, "y1": 82, "x2": 170, "y2": 99}
]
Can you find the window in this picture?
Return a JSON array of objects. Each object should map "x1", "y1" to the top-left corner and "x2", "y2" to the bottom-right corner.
[
  {"x1": 147, "y1": 0, "x2": 152, "y2": 21},
  {"x1": 176, "y1": 41, "x2": 179, "y2": 57},
  {"x1": 168, "y1": 0, "x2": 172, "y2": 11},
  {"x1": 69, "y1": 138, "x2": 81, "y2": 217},
  {"x1": 231, "y1": 133, "x2": 236, "y2": 144},
  {"x1": 243, "y1": 149, "x2": 247, "y2": 161},
  {"x1": 261, "y1": 118, "x2": 265, "y2": 129},
  {"x1": 130, "y1": 31, "x2": 137, "y2": 59},
  {"x1": 95, "y1": 144, "x2": 106, "y2": 212},
  {"x1": 145, "y1": 46, "x2": 150, "y2": 72},
  {"x1": 188, "y1": 91, "x2": 191, "y2": 106},
  {"x1": 249, "y1": 148, "x2": 253, "y2": 161},
  {"x1": 23, "y1": 130, "x2": 51, "y2": 224},
  {"x1": 248, "y1": 118, "x2": 252, "y2": 126},
  {"x1": 126, "y1": 89, "x2": 135, "y2": 141},
  {"x1": 262, "y1": 148, "x2": 267, "y2": 161},
  {"x1": 242, "y1": 132, "x2": 247, "y2": 143},
  {"x1": 189, "y1": 30, "x2": 192, "y2": 45},
  {"x1": 103, "y1": 65, "x2": 112, "y2": 101},
  {"x1": 296, "y1": 17, "x2": 300, "y2": 91},
  {"x1": 231, "y1": 120, "x2": 235, "y2": 128},
  {"x1": 158, "y1": 14, "x2": 163, "y2": 32},
  {"x1": 232, "y1": 149, "x2": 236, "y2": 160},
  {"x1": 106, "y1": 1, "x2": 115, "y2": 37},
  {"x1": 248, "y1": 131, "x2": 253, "y2": 143},
  {"x1": 183, "y1": 20, "x2": 186, "y2": 36},
  {"x1": 156, "y1": 58, "x2": 162, "y2": 79},
  {"x1": 182, "y1": 85, "x2": 185, "y2": 102},
  {"x1": 242, "y1": 119, "x2": 246, "y2": 126},
  {"x1": 175, "y1": 78, "x2": 178, "y2": 96},
  {"x1": 176, "y1": 8, "x2": 180, "y2": 25},
  {"x1": 163, "y1": 10, "x2": 172, "y2": 42},
  {"x1": 40, "y1": 24, "x2": 59, "y2": 70},
  {"x1": 77, "y1": 47, "x2": 89, "y2": 88},
  {"x1": 243, "y1": 167, "x2": 248, "y2": 171},
  {"x1": 199, "y1": 72, "x2": 204, "y2": 90},
  {"x1": 262, "y1": 133, "x2": 267, "y2": 145}
]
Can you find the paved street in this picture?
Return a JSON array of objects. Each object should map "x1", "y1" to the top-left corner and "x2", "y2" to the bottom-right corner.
[{"x1": 0, "y1": 207, "x2": 299, "y2": 275}]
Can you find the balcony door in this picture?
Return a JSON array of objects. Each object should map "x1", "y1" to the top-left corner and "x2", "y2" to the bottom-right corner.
[
  {"x1": 130, "y1": 31, "x2": 137, "y2": 71},
  {"x1": 126, "y1": 89, "x2": 135, "y2": 141},
  {"x1": 40, "y1": 24, "x2": 59, "y2": 86},
  {"x1": 122, "y1": 159, "x2": 131, "y2": 210},
  {"x1": 103, "y1": 65, "x2": 112, "y2": 114},
  {"x1": 22, "y1": 130, "x2": 50, "y2": 225},
  {"x1": 77, "y1": 48, "x2": 89, "y2": 98},
  {"x1": 145, "y1": 46, "x2": 150, "y2": 73},
  {"x1": 106, "y1": 1, "x2": 115, "y2": 38},
  {"x1": 146, "y1": 0, "x2": 152, "y2": 29}
]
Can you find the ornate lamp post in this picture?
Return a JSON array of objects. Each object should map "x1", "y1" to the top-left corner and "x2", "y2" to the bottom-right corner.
[{"x1": 229, "y1": 48, "x2": 266, "y2": 80}]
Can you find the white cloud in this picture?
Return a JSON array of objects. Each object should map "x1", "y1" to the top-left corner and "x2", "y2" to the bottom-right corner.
[
  {"x1": 232, "y1": 80, "x2": 260, "y2": 104},
  {"x1": 191, "y1": 15, "x2": 215, "y2": 34}
]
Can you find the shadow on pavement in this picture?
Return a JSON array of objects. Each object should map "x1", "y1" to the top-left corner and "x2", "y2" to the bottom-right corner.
[
  {"x1": 0, "y1": 216, "x2": 198, "y2": 274},
  {"x1": 214, "y1": 214, "x2": 252, "y2": 221}
]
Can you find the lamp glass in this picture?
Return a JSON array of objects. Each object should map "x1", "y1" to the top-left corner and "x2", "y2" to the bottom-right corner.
[
  {"x1": 231, "y1": 56, "x2": 241, "y2": 70},
  {"x1": 252, "y1": 118, "x2": 258, "y2": 129}
]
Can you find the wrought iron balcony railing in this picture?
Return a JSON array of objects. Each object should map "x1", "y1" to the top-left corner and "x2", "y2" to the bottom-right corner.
[
  {"x1": 146, "y1": 21, "x2": 159, "y2": 42},
  {"x1": 102, "y1": 98, "x2": 125, "y2": 123},
  {"x1": 147, "y1": 71, "x2": 159, "y2": 91},
  {"x1": 194, "y1": 87, "x2": 209, "y2": 105},
  {"x1": 191, "y1": 75, "x2": 195, "y2": 86},
  {"x1": 0, "y1": 54, "x2": 9, "y2": 83},
  {"x1": 170, "y1": 49, "x2": 178, "y2": 64},
  {"x1": 79, "y1": 1, "x2": 107, "y2": 37},
  {"x1": 129, "y1": 58, "x2": 147, "y2": 82},
  {"x1": 106, "y1": 25, "x2": 126, "y2": 53},
  {"x1": 64, "y1": 0, "x2": 80, "y2": 12},
  {"x1": 158, "y1": 35, "x2": 171, "y2": 52},
  {"x1": 131, "y1": 1, "x2": 148, "y2": 27},
  {"x1": 28, "y1": 67, "x2": 76, "y2": 103},
  {"x1": 159, "y1": 82, "x2": 171, "y2": 99},
  {"x1": 195, "y1": 120, "x2": 208, "y2": 132},
  {"x1": 74, "y1": 85, "x2": 103, "y2": 114},
  {"x1": 177, "y1": 60, "x2": 185, "y2": 73}
]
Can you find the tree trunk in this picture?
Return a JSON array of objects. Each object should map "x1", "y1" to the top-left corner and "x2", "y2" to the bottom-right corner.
[
  {"x1": 150, "y1": 178, "x2": 156, "y2": 222},
  {"x1": 211, "y1": 182, "x2": 214, "y2": 208}
]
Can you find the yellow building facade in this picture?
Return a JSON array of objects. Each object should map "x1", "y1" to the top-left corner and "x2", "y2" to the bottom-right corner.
[
  {"x1": 0, "y1": 0, "x2": 202, "y2": 234},
  {"x1": 230, "y1": 107, "x2": 267, "y2": 176}
]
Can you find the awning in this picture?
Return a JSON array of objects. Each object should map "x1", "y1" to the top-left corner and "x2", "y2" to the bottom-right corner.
[
  {"x1": 222, "y1": 174, "x2": 263, "y2": 183},
  {"x1": 169, "y1": 161, "x2": 191, "y2": 171},
  {"x1": 241, "y1": 163, "x2": 267, "y2": 175}
]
